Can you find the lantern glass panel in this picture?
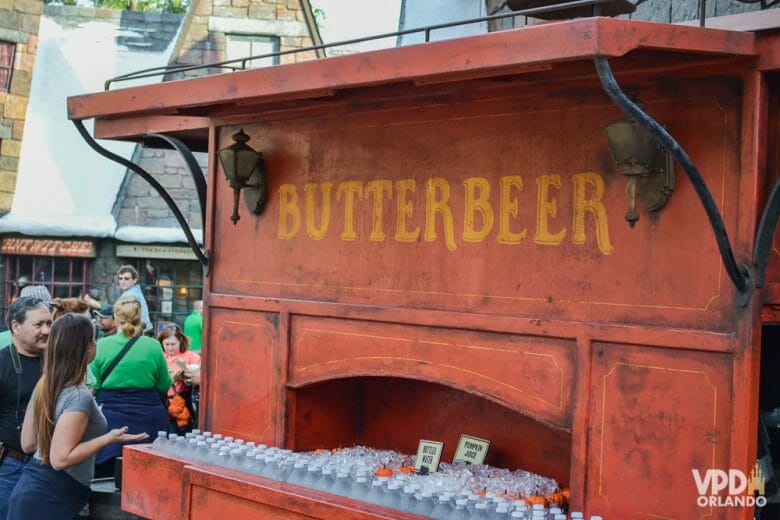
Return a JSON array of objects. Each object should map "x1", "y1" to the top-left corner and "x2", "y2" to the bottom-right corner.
[
  {"x1": 235, "y1": 149, "x2": 260, "y2": 182},
  {"x1": 604, "y1": 120, "x2": 635, "y2": 163},
  {"x1": 218, "y1": 149, "x2": 236, "y2": 181}
]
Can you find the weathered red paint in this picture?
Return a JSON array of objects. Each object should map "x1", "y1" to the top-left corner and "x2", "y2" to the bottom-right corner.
[{"x1": 66, "y1": 15, "x2": 780, "y2": 519}]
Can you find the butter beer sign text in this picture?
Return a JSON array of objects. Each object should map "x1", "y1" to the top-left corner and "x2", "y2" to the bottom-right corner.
[{"x1": 276, "y1": 173, "x2": 614, "y2": 255}]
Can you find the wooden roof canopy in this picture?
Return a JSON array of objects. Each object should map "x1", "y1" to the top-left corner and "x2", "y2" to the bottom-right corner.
[{"x1": 66, "y1": 15, "x2": 768, "y2": 153}]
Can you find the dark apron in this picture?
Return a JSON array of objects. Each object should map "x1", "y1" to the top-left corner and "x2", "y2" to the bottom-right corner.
[
  {"x1": 95, "y1": 388, "x2": 168, "y2": 465},
  {"x1": 7, "y1": 458, "x2": 90, "y2": 520}
]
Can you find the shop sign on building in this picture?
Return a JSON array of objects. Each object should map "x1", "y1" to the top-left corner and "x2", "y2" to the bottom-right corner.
[
  {"x1": 116, "y1": 244, "x2": 197, "y2": 260},
  {"x1": 1, "y1": 238, "x2": 96, "y2": 257}
]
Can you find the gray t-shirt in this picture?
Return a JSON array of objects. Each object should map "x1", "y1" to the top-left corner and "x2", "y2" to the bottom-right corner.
[{"x1": 33, "y1": 384, "x2": 107, "y2": 486}]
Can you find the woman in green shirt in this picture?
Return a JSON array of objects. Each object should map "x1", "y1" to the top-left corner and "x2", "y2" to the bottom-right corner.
[{"x1": 89, "y1": 296, "x2": 171, "y2": 478}]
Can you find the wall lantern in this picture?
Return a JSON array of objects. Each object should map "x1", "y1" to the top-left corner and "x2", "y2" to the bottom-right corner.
[
  {"x1": 603, "y1": 117, "x2": 675, "y2": 227},
  {"x1": 217, "y1": 129, "x2": 268, "y2": 225}
]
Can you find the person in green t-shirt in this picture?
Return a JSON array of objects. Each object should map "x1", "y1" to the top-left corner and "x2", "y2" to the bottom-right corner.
[
  {"x1": 89, "y1": 296, "x2": 171, "y2": 478},
  {"x1": 182, "y1": 301, "x2": 203, "y2": 353}
]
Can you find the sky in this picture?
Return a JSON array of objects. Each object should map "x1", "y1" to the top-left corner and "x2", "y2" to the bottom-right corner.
[{"x1": 310, "y1": 0, "x2": 403, "y2": 52}]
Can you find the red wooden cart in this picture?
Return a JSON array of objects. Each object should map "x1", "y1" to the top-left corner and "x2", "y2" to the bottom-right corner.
[{"x1": 68, "y1": 11, "x2": 780, "y2": 519}]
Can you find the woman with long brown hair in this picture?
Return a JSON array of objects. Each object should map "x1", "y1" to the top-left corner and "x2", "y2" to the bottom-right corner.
[
  {"x1": 7, "y1": 314, "x2": 146, "y2": 519},
  {"x1": 88, "y1": 295, "x2": 171, "y2": 478}
]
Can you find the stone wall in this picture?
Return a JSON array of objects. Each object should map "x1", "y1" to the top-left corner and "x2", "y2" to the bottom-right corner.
[
  {"x1": 487, "y1": 0, "x2": 765, "y2": 29},
  {"x1": 118, "y1": 147, "x2": 207, "y2": 229},
  {"x1": 166, "y1": 0, "x2": 319, "y2": 80},
  {"x1": 0, "y1": 0, "x2": 43, "y2": 213}
]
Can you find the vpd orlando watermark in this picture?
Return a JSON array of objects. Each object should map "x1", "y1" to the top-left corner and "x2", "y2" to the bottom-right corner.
[{"x1": 692, "y1": 462, "x2": 767, "y2": 507}]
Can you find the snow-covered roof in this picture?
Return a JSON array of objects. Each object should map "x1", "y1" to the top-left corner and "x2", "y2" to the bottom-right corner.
[{"x1": 0, "y1": 8, "x2": 183, "y2": 239}]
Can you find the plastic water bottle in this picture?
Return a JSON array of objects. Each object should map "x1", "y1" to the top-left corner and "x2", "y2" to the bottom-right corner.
[
  {"x1": 245, "y1": 453, "x2": 264, "y2": 475},
  {"x1": 265, "y1": 455, "x2": 286, "y2": 480},
  {"x1": 396, "y1": 485, "x2": 418, "y2": 512},
  {"x1": 412, "y1": 489, "x2": 436, "y2": 517},
  {"x1": 347, "y1": 476, "x2": 371, "y2": 501},
  {"x1": 511, "y1": 510, "x2": 526, "y2": 519},
  {"x1": 364, "y1": 479, "x2": 386, "y2": 505},
  {"x1": 571, "y1": 513, "x2": 584, "y2": 519},
  {"x1": 174, "y1": 436, "x2": 190, "y2": 458},
  {"x1": 162, "y1": 433, "x2": 180, "y2": 455},
  {"x1": 274, "y1": 457, "x2": 298, "y2": 482},
  {"x1": 316, "y1": 467, "x2": 335, "y2": 492},
  {"x1": 450, "y1": 498, "x2": 470, "y2": 520},
  {"x1": 214, "y1": 447, "x2": 230, "y2": 467},
  {"x1": 162, "y1": 433, "x2": 180, "y2": 454},
  {"x1": 193, "y1": 441, "x2": 209, "y2": 462},
  {"x1": 226, "y1": 449, "x2": 244, "y2": 469},
  {"x1": 554, "y1": 515, "x2": 566, "y2": 520},
  {"x1": 330, "y1": 471, "x2": 352, "y2": 497},
  {"x1": 286, "y1": 461, "x2": 309, "y2": 486},
  {"x1": 591, "y1": 517, "x2": 603, "y2": 520},
  {"x1": 429, "y1": 494, "x2": 453, "y2": 519},
  {"x1": 301, "y1": 465, "x2": 322, "y2": 489},
  {"x1": 473, "y1": 501, "x2": 492, "y2": 519},
  {"x1": 494, "y1": 505, "x2": 510, "y2": 518},
  {"x1": 177, "y1": 438, "x2": 191, "y2": 457},
  {"x1": 151, "y1": 431, "x2": 168, "y2": 451}
]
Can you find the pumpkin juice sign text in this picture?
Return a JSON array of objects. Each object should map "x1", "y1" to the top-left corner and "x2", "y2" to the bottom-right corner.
[{"x1": 277, "y1": 173, "x2": 614, "y2": 255}]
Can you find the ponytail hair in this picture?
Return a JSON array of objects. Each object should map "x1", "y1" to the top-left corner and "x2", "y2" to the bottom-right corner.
[{"x1": 114, "y1": 295, "x2": 143, "y2": 337}]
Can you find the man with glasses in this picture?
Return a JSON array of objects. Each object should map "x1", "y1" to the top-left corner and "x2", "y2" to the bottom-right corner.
[
  {"x1": 116, "y1": 265, "x2": 152, "y2": 334},
  {"x1": 0, "y1": 297, "x2": 52, "y2": 518}
]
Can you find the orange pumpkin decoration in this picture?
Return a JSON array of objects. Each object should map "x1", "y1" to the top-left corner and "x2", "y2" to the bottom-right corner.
[
  {"x1": 314, "y1": 448, "x2": 328, "y2": 455},
  {"x1": 374, "y1": 466, "x2": 393, "y2": 478},
  {"x1": 330, "y1": 447, "x2": 343, "y2": 453},
  {"x1": 547, "y1": 491, "x2": 567, "y2": 506},
  {"x1": 525, "y1": 495, "x2": 549, "y2": 507},
  {"x1": 475, "y1": 487, "x2": 488, "y2": 497},
  {"x1": 398, "y1": 465, "x2": 415, "y2": 475}
]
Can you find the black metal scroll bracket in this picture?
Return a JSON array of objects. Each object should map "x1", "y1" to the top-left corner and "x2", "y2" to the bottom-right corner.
[
  {"x1": 72, "y1": 119, "x2": 210, "y2": 272},
  {"x1": 593, "y1": 57, "x2": 752, "y2": 304},
  {"x1": 754, "y1": 180, "x2": 780, "y2": 289}
]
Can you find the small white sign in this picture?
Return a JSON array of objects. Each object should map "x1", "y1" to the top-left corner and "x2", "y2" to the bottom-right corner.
[
  {"x1": 414, "y1": 439, "x2": 444, "y2": 474},
  {"x1": 161, "y1": 301, "x2": 172, "y2": 314},
  {"x1": 116, "y1": 244, "x2": 197, "y2": 260},
  {"x1": 453, "y1": 434, "x2": 490, "y2": 466}
]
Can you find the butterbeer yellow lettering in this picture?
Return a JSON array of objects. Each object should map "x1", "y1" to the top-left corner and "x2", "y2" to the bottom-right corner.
[
  {"x1": 463, "y1": 177, "x2": 494, "y2": 243},
  {"x1": 365, "y1": 180, "x2": 392, "y2": 241},
  {"x1": 304, "y1": 182, "x2": 332, "y2": 240},
  {"x1": 395, "y1": 179, "x2": 420, "y2": 243},
  {"x1": 277, "y1": 173, "x2": 613, "y2": 254},
  {"x1": 534, "y1": 174, "x2": 566, "y2": 246},
  {"x1": 497, "y1": 176, "x2": 526, "y2": 245},
  {"x1": 336, "y1": 181, "x2": 363, "y2": 241},
  {"x1": 424, "y1": 178, "x2": 457, "y2": 251},
  {"x1": 278, "y1": 184, "x2": 301, "y2": 239},
  {"x1": 572, "y1": 172, "x2": 614, "y2": 255}
]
